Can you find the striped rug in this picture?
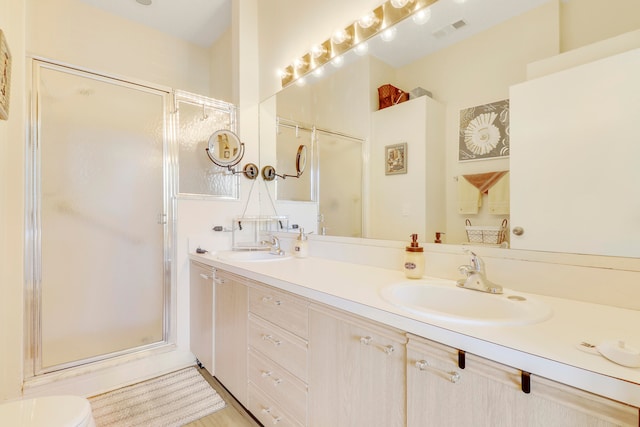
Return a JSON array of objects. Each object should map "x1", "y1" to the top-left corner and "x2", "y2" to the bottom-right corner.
[{"x1": 89, "y1": 367, "x2": 226, "y2": 426}]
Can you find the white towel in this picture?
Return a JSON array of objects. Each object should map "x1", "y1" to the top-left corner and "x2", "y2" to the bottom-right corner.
[
  {"x1": 458, "y1": 176, "x2": 482, "y2": 214},
  {"x1": 488, "y1": 172, "x2": 510, "y2": 214}
]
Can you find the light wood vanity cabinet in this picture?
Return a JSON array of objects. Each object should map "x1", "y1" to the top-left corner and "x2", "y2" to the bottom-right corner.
[
  {"x1": 200, "y1": 269, "x2": 639, "y2": 426},
  {"x1": 213, "y1": 270, "x2": 248, "y2": 405},
  {"x1": 407, "y1": 334, "x2": 639, "y2": 427},
  {"x1": 246, "y1": 283, "x2": 310, "y2": 427},
  {"x1": 308, "y1": 304, "x2": 407, "y2": 427},
  {"x1": 189, "y1": 261, "x2": 214, "y2": 372}
]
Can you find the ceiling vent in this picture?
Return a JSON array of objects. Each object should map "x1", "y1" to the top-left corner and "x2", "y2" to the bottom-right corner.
[{"x1": 432, "y1": 19, "x2": 468, "y2": 38}]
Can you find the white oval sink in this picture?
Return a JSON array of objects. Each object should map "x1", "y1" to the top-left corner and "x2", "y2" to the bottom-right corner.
[
  {"x1": 216, "y1": 250, "x2": 292, "y2": 262},
  {"x1": 380, "y1": 280, "x2": 552, "y2": 326}
]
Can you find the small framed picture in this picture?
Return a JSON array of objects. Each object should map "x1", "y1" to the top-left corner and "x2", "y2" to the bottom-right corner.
[
  {"x1": 385, "y1": 142, "x2": 407, "y2": 175},
  {"x1": 0, "y1": 29, "x2": 11, "y2": 121}
]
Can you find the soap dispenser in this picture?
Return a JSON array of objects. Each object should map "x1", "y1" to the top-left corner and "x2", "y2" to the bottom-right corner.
[
  {"x1": 293, "y1": 228, "x2": 309, "y2": 258},
  {"x1": 404, "y1": 234, "x2": 425, "y2": 279}
]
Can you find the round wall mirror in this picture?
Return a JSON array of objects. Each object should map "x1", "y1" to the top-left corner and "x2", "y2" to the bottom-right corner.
[
  {"x1": 206, "y1": 129, "x2": 244, "y2": 168},
  {"x1": 296, "y1": 145, "x2": 307, "y2": 176}
]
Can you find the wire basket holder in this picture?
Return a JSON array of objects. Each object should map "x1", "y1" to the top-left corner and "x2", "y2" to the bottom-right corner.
[{"x1": 465, "y1": 219, "x2": 508, "y2": 244}]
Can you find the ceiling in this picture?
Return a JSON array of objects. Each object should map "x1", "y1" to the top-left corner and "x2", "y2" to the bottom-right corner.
[
  {"x1": 79, "y1": 0, "x2": 231, "y2": 48},
  {"x1": 77, "y1": 0, "x2": 550, "y2": 62}
]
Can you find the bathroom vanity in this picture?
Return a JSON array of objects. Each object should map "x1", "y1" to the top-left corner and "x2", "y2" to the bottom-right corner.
[{"x1": 189, "y1": 253, "x2": 640, "y2": 426}]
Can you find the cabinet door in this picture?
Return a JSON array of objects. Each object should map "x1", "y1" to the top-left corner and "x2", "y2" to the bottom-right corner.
[
  {"x1": 510, "y1": 48, "x2": 640, "y2": 257},
  {"x1": 214, "y1": 270, "x2": 248, "y2": 405},
  {"x1": 308, "y1": 304, "x2": 406, "y2": 427},
  {"x1": 407, "y1": 335, "x2": 639, "y2": 427},
  {"x1": 189, "y1": 261, "x2": 214, "y2": 372}
]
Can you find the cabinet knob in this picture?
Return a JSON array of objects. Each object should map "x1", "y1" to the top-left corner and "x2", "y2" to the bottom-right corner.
[
  {"x1": 273, "y1": 378, "x2": 283, "y2": 386},
  {"x1": 360, "y1": 336, "x2": 372, "y2": 345},
  {"x1": 261, "y1": 370, "x2": 272, "y2": 378},
  {"x1": 512, "y1": 226, "x2": 524, "y2": 236},
  {"x1": 199, "y1": 273, "x2": 212, "y2": 280},
  {"x1": 383, "y1": 345, "x2": 395, "y2": 355}
]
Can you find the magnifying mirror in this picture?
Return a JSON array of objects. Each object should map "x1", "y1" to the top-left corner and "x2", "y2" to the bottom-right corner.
[
  {"x1": 295, "y1": 145, "x2": 307, "y2": 176},
  {"x1": 205, "y1": 129, "x2": 245, "y2": 169}
]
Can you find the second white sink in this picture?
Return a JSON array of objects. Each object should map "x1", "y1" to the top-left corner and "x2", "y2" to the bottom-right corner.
[{"x1": 380, "y1": 280, "x2": 552, "y2": 326}]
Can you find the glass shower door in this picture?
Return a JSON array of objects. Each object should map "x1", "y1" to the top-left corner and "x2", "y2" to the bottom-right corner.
[{"x1": 31, "y1": 62, "x2": 170, "y2": 373}]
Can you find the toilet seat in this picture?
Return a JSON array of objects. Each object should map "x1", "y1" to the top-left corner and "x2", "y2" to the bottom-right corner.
[{"x1": 0, "y1": 395, "x2": 95, "y2": 427}]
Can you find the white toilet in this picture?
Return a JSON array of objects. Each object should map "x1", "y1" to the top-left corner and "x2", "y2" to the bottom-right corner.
[{"x1": 0, "y1": 395, "x2": 96, "y2": 427}]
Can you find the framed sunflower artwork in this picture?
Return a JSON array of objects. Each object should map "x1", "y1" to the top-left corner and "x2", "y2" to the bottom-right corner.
[{"x1": 458, "y1": 99, "x2": 509, "y2": 162}]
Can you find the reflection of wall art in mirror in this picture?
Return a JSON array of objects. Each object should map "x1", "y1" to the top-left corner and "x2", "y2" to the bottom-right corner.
[
  {"x1": 0, "y1": 29, "x2": 11, "y2": 120},
  {"x1": 385, "y1": 142, "x2": 407, "y2": 175},
  {"x1": 459, "y1": 99, "x2": 509, "y2": 161}
]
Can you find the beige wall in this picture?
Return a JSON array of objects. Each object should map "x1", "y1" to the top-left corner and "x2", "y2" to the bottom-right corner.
[
  {"x1": 560, "y1": 0, "x2": 640, "y2": 52},
  {"x1": 0, "y1": 0, "x2": 25, "y2": 402},
  {"x1": 27, "y1": 0, "x2": 211, "y2": 94},
  {"x1": 209, "y1": 27, "x2": 234, "y2": 103}
]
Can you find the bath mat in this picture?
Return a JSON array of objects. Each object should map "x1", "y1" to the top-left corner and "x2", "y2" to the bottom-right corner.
[{"x1": 89, "y1": 367, "x2": 226, "y2": 427}]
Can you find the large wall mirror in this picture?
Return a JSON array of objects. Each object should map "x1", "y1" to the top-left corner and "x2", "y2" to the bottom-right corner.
[{"x1": 259, "y1": 0, "x2": 640, "y2": 258}]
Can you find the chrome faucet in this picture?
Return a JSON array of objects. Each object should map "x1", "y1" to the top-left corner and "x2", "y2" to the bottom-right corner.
[
  {"x1": 261, "y1": 235, "x2": 284, "y2": 256},
  {"x1": 456, "y1": 250, "x2": 503, "y2": 294}
]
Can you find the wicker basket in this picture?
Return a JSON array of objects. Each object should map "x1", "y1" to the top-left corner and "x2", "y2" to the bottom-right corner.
[
  {"x1": 465, "y1": 219, "x2": 508, "y2": 244},
  {"x1": 378, "y1": 84, "x2": 409, "y2": 110}
]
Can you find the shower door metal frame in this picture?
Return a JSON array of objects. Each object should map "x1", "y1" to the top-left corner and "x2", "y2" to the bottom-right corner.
[{"x1": 24, "y1": 57, "x2": 177, "y2": 378}]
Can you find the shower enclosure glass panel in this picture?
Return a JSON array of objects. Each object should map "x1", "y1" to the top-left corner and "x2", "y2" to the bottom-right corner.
[
  {"x1": 31, "y1": 62, "x2": 170, "y2": 374},
  {"x1": 175, "y1": 91, "x2": 238, "y2": 197},
  {"x1": 317, "y1": 132, "x2": 363, "y2": 238}
]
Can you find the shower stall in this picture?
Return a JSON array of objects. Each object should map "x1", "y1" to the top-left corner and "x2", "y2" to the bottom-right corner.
[
  {"x1": 25, "y1": 59, "x2": 172, "y2": 376},
  {"x1": 26, "y1": 59, "x2": 237, "y2": 378}
]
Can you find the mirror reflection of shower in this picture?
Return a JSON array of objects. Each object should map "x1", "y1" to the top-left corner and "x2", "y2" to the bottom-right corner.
[{"x1": 275, "y1": 118, "x2": 363, "y2": 237}]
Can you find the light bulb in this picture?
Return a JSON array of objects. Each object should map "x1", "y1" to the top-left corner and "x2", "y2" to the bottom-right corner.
[
  {"x1": 311, "y1": 44, "x2": 327, "y2": 58},
  {"x1": 295, "y1": 77, "x2": 307, "y2": 87},
  {"x1": 331, "y1": 56, "x2": 344, "y2": 68},
  {"x1": 313, "y1": 67, "x2": 324, "y2": 78},
  {"x1": 354, "y1": 42, "x2": 369, "y2": 56},
  {"x1": 390, "y1": 0, "x2": 410, "y2": 8},
  {"x1": 331, "y1": 29, "x2": 349, "y2": 44},
  {"x1": 380, "y1": 27, "x2": 397, "y2": 42},
  {"x1": 358, "y1": 12, "x2": 378, "y2": 29},
  {"x1": 412, "y1": 8, "x2": 431, "y2": 25},
  {"x1": 293, "y1": 58, "x2": 307, "y2": 70},
  {"x1": 277, "y1": 69, "x2": 290, "y2": 79}
]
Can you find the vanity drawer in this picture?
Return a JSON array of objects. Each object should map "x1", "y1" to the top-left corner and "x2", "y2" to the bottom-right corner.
[
  {"x1": 248, "y1": 382, "x2": 304, "y2": 427},
  {"x1": 248, "y1": 313, "x2": 308, "y2": 382},
  {"x1": 248, "y1": 349, "x2": 307, "y2": 424},
  {"x1": 249, "y1": 284, "x2": 309, "y2": 338}
]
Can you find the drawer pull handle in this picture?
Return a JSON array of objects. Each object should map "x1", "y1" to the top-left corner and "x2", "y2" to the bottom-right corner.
[
  {"x1": 262, "y1": 296, "x2": 283, "y2": 306},
  {"x1": 262, "y1": 334, "x2": 282, "y2": 346},
  {"x1": 415, "y1": 360, "x2": 461, "y2": 383},
  {"x1": 261, "y1": 370, "x2": 272, "y2": 378},
  {"x1": 360, "y1": 336, "x2": 395, "y2": 355},
  {"x1": 271, "y1": 415, "x2": 282, "y2": 424},
  {"x1": 199, "y1": 273, "x2": 212, "y2": 280},
  {"x1": 213, "y1": 277, "x2": 225, "y2": 285},
  {"x1": 261, "y1": 407, "x2": 272, "y2": 414},
  {"x1": 273, "y1": 378, "x2": 283, "y2": 386}
]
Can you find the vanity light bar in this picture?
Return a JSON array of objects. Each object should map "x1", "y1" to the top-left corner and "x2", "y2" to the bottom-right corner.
[{"x1": 280, "y1": 0, "x2": 440, "y2": 87}]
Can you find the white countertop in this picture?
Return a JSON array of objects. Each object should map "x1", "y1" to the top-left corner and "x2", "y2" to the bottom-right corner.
[{"x1": 190, "y1": 252, "x2": 640, "y2": 407}]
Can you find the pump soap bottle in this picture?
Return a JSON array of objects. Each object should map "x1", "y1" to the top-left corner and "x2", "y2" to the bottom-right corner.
[
  {"x1": 294, "y1": 228, "x2": 309, "y2": 258},
  {"x1": 404, "y1": 234, "x2": 425, "y2": 279}
]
